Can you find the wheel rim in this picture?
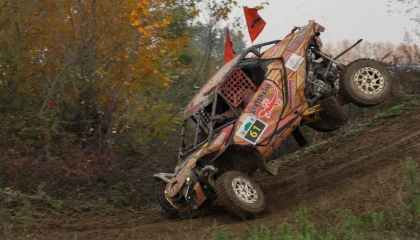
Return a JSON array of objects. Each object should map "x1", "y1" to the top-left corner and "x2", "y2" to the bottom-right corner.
[
  {"x1": 353, "y1": 67, "x2": 385, "y2": 95},
  {"x1": 231, "y1": 177, "x2": 258, "y2": 204}
]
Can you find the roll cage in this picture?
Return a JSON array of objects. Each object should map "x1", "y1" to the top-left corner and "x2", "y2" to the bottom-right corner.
[{"x1": 179, "y1": 40, "x2": 281, "y2": 159}]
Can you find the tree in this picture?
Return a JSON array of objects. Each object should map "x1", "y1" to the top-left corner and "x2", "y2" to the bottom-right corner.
[
  {"x1": 323, "y1": 40, "x2": 397, "y2": 62},
  {"x1": 0, "y1": 0, "x2": 196, "y2": 154},
  {"x1": 388, "y1": 0, "x2": 420, "y2": 40},
  {"x1": 0, "y1": 0, "x2": 263, "y2": 157}
]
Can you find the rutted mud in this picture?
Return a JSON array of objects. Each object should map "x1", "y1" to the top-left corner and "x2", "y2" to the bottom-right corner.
[{"x1": 6, "y1": 105, "x2": 420, "y2": 240}]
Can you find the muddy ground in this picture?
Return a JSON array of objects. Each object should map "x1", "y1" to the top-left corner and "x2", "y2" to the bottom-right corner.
[{"x1": 4, "y1": 104, "x2": 420, "y2": 239}]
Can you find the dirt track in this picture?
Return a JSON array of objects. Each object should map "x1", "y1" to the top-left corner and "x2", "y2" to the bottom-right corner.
[{"x1": 7, "y1": 104, "x2": 420, "y2": 239}]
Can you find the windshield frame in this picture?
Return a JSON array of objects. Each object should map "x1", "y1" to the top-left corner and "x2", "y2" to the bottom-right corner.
[{"x1": 178, "y1": 90, "x2": 238, "y2": 159}]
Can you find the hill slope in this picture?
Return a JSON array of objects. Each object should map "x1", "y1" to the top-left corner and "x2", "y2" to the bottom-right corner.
[{"x1": 6, "y1": 103, "x2": 420, "y2": 239}]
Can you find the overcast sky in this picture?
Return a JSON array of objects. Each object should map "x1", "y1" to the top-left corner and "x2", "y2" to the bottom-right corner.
[{"x1": 232, "y1": 0, "x2": 417, "y2": 46}]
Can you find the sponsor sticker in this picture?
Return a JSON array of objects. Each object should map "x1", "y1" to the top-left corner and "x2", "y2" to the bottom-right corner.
[
  {"x1": 288, "y1": 80, "x2": 295, "y2": 108},
  {"x1": 236, "y1": 114, "x2": 268, "y2": 145},
  {"x1": 249, "y1": 82, "x2": 271, "y2": 115},
  {"x1": 285, "y1": 53, "x2": 304, "y2": 72},
  {"x1": 258, "y1": 82, "x2": 283, "y2": 118},
  {"x1": 268, "y1": 46, "x2": 280, "y2": 58},
  {"x1": 288, "y1": 28, "x2": 308, "y2": 52}
]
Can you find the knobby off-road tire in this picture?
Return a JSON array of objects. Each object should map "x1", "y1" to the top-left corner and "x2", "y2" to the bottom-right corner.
[
  {"x1": 340, "y1": 59, "x2": 393, "y2": 107},
  {"x1": 215, "y1": 171, "x2": 265, "y2": 218}
]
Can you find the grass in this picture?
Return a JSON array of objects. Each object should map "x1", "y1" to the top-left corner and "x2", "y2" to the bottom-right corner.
[
  {"x1": 342, "y1": 98, "x2": 420, "y2": 138},
  {"x1": 373, "y1": 98, "x2": 420, "y2": 119},
  {"x1": 210, "y1": 157, "x2": 420, "y2": 240},
  {"x1": 212, "y1": 220, "x2": 229, "y2": 240}
]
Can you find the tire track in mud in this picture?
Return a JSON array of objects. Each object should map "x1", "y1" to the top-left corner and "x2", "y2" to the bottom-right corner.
[{"x1": 9, "y1": 105, "x2": 420, "y2": 240}]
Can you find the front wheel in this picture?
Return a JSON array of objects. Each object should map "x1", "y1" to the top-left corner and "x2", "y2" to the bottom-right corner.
[
  {"x1": 340, "y1": 59, "x2": 393, "y2": 107},
  {"x1": 215, "y1": 171, "x2": 265, "y2": 218}
]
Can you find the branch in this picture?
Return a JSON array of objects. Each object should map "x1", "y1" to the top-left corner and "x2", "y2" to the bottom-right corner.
[{"x1": 38, "y1": 61, "x2": 70, "y2": 116}]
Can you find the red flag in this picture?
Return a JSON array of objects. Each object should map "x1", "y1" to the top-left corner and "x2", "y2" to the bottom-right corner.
[
  {"x1": 243, "y1": 6, "x2": 266, "y2": 42},
  {"x1": 224, "y1": 28, "x2": 236, "y2": 63}
]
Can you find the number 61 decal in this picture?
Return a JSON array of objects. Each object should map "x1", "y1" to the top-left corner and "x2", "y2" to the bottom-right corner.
[{"x1": 236, "y1": 114, "x2": 268, "y2": 145}]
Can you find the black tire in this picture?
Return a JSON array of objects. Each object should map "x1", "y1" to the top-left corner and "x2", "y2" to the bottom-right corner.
[
  {"x1": 340, "y1": 59, "x2": 393, "y2": 107},
  {"x1": 215, "y1": 171, "x2": 265, "y2": 218},
  {"x1": 156, "y1": 183, "x2": 179, "y2": 219}
]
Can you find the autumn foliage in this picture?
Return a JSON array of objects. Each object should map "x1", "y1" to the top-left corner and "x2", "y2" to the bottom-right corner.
[{"x1": 0, "y1": 0, "x2": 254, "y2": 204}]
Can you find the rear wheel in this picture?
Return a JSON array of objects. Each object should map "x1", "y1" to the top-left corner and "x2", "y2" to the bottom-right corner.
[
  {"x1": 340, "y1": 59, "x2": 393, "y2": 107},
  {"x1": 215, "y1": 171, "x2": 265, "y2": 218}
]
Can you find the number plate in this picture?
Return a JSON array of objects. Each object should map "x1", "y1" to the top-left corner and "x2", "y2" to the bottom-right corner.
[{"x1": 236, "y1": 114, "x2": 268, "y2": 145}]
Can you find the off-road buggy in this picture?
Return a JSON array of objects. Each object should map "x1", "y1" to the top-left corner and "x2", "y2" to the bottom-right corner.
[{"x1": 154, "y1": 20, "x2": 393, "y2": 219}]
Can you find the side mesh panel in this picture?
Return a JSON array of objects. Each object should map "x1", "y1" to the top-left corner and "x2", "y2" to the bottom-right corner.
[{"x1": 218, "y1": 68, "x2": 256, "y2": 107}]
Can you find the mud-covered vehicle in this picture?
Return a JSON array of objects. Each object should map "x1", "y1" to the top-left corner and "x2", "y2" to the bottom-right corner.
[{"x1": 154, "y1": 20, "x2": 393, "y2": 219}]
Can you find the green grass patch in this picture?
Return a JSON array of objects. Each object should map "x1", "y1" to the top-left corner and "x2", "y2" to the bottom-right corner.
[
  {"x1": 342, "y1": 98, "x2": 419, "y2": 138},
  {"x1": 373, "y1": 98, "x2": 420, "y2": 119}
]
